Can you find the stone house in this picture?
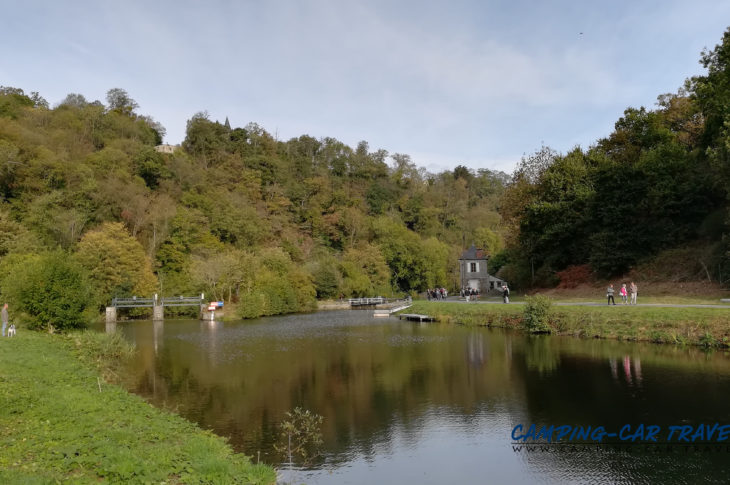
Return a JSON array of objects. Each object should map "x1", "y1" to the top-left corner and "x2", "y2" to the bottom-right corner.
[
  {"x1": 154, "y1": 144, "x2": 178, "y2": 154},
  {"x1": 458, "y1": 244, "x2": 507, "y2": 293}
]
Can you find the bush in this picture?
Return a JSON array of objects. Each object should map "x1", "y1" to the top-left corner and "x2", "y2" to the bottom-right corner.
[
  {"x1": 274, "y1": 407, "x2": 324, "y2": 465},
  {"x1": 522, "y1": 294, "x2": 553, "y2": 333},
  {"x1": 2, "y1": 251, "x2": 94, "y2": 331},
  {"x1": 556, "y1": 264, "x2": 593, "y2": 288}
]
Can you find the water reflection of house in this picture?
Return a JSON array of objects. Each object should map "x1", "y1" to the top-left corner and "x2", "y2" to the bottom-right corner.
[
  {"x1": 466, "y1": 332, "x2": 485, "y2": 367},
  {"x1": 458, "y1": 244, "x2": 506, "y2": 292}
]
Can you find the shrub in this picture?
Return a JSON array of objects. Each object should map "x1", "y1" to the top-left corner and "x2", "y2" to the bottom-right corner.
[
  {"x1": 2, "y1": 251, "x2": 94, "y2": 331},
  {"x1": 274, "y1": 407, "x2": 324, "y2": 465},
  {"x1": 522, "y1": 294, "x2": 553, "y2": 333},
  {"x1": 556, "y1": 264, "x2": 593, "y2": 288}
]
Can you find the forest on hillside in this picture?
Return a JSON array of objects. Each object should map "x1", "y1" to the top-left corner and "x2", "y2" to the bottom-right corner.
[
  {"x1": 1, "y1": 26, "x2": 730, "y2": 329},
  {"x1": 498, "y1": 27, "x2": 730, "y2": 289},
  {"x1": 0, "y1": 83, "x2": 507, "y2": 328}
]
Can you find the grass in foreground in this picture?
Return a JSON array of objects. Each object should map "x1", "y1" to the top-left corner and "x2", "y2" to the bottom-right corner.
[
  {"x1": 0, "y1": 331, "x2": 275, "y2": 484},
  {"x1": 410, "y1": 301, "x2": 730, "y2": 347}
]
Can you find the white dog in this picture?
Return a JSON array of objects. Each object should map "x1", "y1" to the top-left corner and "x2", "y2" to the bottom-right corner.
[{"x1": 7, "y1": 324, "x2": 16, "y2": 337}]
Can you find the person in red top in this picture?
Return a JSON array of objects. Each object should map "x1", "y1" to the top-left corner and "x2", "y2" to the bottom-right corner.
[{"x1": 620, "y1": 283, "x2": 628, "y2": 304}]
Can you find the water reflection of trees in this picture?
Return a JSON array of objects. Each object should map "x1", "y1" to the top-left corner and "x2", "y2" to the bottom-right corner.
[
  {"x1": 121, "y1": 315, "x2": 730, "y2": 478},
  {"x1": 513, "y1": 337, "x2": 730, "y2": 483},
  {"x1": 523, "y1": 335, "x2": 560, "y2": 374},
  {"x1": 123, "y1": 317, "x2": 527, "y2": 463}
]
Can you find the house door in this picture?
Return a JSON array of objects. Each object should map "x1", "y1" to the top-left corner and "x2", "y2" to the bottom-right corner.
[{"x1": 468, "y1": 279, "x2": 480, "y2": 291}]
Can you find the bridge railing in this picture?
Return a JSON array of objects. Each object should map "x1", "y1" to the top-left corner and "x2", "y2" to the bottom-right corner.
[
  {"x1": 111, "y1": 297, "x2": 156, "y2": 308},
  {"x1": 349, "y1": 297, "x2": 412, "y2": 306},
  {"x1": 112, "y1": 296, "x2": 205, "y2": 308},
  {"x1": 348, "y1": 297, "x2": 384, "y2": 305},
  {"x1": 161, "y1": 296, "x2": 205, "y2": 307}
]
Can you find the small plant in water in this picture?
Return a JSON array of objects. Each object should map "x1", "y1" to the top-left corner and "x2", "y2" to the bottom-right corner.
[{"x1": 274, "y1": 407, "x2": 324, "y2": 466}]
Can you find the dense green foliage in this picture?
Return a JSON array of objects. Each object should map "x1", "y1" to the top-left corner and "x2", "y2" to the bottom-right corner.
[
  {"x1": 76, "y1": 222, "x2": 158, "y2": 307},
  {"x1": 0, "y1": 86, "x2": 506, "y2": 325},
  {"x1": 522, "y1": 295, "x2": 553, "y2": 333},
  {"x1": 0, "y1": 331, "x2": 275, "y2": 483},
  {"x1": 0, "y1": 251, "x2": 94, "y2": 331},
  {"x1": 498, "y1": 27, "x2": 730, "y2": 288}
]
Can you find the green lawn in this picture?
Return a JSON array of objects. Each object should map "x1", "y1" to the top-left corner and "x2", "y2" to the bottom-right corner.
[
  {"x1": 456, "y1": 295, "x2": 728, "y2": 305},
  {"x1": 409, "y1": 301, "x2": 730, "y2": 347},
  {"x1": 0, "y1": 331, "x2": 276, "y2": 484}
]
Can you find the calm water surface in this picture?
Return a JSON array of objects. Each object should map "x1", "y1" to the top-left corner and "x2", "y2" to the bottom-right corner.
[{"x1": 116, "y1": 311, "x2": 730, "y2": 484}]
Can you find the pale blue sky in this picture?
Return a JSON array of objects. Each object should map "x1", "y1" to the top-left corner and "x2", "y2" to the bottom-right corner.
[{"x1": 2, "y1": 1, "x2": 729, "y2": 173}]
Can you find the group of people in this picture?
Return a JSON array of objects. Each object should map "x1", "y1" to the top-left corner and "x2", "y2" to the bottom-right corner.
[
  {"x1": 427, "y1": 288, "x2": 448, "y2": 300},
  {"x1": 606, "y1": 282, "x2": 638, "y2": 305},
  {"x1": 459, "y1": 287, "x2": 480, "y2": 302}
]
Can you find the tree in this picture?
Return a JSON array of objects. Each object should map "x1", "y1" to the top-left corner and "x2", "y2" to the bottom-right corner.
[
  {"x1": 182, "y1": 112, "x2": 230, "y2": 166},
  {"x1": 237, "y1": 248, "x2": 316, "y2": 318},
  {"x1": 453, "y1": 165, "x2": 472, "y2": 182},
  {"x1": 58, "y1": 93, "x2": 88, "y2": 108},
  {"x1": 0, "y1": 86, "x2": 35, "y2": 118},
  {"x1": 75, "y1": 222, "x2": 158, "y2": 307},
  {"x1": 514, "y1": 145, "x2": 558, "y2": 184},
  {"x1": 106, "y1": 88, "x2": 139, "y2": 116},
  {"x1": 133, "y1": 146, "x2": 170, "y2": 188},
  {"x1": 138, "y1": 115, "x2": 166, "y2": 145},
  {"x1": 189, "y1": 249, "x2": 245, "y2": 302},
  {"x1": 690, "y1": 28, "x2": 730, "y2": 186}
]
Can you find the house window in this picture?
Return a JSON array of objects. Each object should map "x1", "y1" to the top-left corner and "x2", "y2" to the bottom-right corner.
[{"x1": 470, "y1": 262, "x2": 478, "y2": 273}]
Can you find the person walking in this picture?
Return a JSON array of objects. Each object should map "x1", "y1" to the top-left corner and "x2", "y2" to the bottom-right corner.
[
  {"x1": 502, "y1": 285, "x2": 510, "y2": 304},
  {"x1": 2, "y1": 303, "x2": 8, "y2": 337},
  {"x1": 620, "y1": 284, "x2": 628, "y2": 304},
  {"x1": 606, "y1": 285, "x2": 616, "y2": 305},
  {"x1": 630, "y1": 282, "x2": 638, "y2": 305}
]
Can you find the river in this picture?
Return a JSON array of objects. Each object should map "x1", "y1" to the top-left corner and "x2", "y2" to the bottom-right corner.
[{"x1": 115, "y1": 310, "x2": 730, "y2": 484}]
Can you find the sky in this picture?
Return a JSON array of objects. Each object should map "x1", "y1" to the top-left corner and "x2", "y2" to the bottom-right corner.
[{"x1": 2, "y1": 1, "x2": 730, "y2": 174}]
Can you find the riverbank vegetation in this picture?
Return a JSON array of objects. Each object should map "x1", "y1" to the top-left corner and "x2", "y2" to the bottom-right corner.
[
  {"x1": 410, "y1": 301, "x2": 730, "y2": 348},
  {"x1": 2, "y1": 27, "x2": 730, "y2": 327},
  {"x1": 0, "y1": 331, "x2": 275, "y2": 484}
]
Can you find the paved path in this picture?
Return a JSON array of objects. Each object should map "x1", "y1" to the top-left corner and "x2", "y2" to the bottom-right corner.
[{"x1": 426, "y1": 297, "x2": 730, "y2": 309}]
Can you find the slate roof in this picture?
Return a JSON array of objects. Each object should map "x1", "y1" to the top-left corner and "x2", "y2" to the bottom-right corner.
[{"x1": 459, "y1": 244, "x2": 487, "y2": 260}]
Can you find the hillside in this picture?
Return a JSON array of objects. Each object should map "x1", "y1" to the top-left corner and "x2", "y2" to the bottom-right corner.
[
  {"x1": 3, "y1": 27, "x2": 730, "y2": 329},
  {"x1": 495, "y1": 27, "x2": 730, "y2": 291},
  {"x1": 0, "y1": 87, "x2": 506, "y2": 326}
]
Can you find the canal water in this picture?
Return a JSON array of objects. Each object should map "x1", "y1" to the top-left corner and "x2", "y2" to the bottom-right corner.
[{"x1": 116, "y1": 310, "x2": 730, "y2": 484}]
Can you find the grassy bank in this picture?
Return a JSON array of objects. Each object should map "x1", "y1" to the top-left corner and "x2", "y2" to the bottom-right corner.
[
  {"x1": 0, "y1": 331, "x2": 276, "y2": 484},
  {"x1": 409, "y1": 301, "x2": 730, "y2": 347}
]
